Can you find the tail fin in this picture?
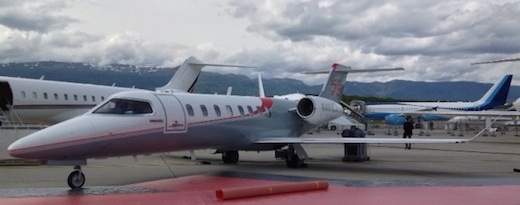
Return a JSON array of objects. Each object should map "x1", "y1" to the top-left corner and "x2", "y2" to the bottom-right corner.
[
  {"x1": 258, "y1": 73, "x2": 266, "y2": 97},
  {"x1": 314, "y1": 64, "x2": 351, "y2": 102},
  {"x1": 474, "y1": 74, "x2": 512, "y2": 109},
  {"x1": 156, "y1": 56, "x2": 254, "y2": 93},
  {"x1": 306, "y1": 64, "x2": 404, "y2": 102}
]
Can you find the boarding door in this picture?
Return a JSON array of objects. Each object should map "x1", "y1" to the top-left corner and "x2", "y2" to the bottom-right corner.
[{"x1": 155, "y1": 94, "x2": 187, "y2": 133}]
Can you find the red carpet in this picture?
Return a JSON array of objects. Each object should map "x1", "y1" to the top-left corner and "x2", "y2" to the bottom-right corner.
[{"x1": 2, "y1": 175, "x2": 519, "y2": 205}]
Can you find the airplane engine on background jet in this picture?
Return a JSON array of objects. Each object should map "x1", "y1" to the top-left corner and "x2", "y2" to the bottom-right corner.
[
  {"x1": 385, "y1": 114, "x2": 406, "y2": 125},
  {"x1": 296, "y1": 96, "x2": 344, "y2": 125}
]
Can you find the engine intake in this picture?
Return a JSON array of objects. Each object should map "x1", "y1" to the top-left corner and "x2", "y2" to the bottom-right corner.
[{"x1": 296, "y1": 96, "x2": 344, "y2": 125}]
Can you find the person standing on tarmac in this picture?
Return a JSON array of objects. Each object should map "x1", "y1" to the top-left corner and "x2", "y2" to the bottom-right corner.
[{"x1": 403, "y1": 116, "x2": 414, "y2": 149}]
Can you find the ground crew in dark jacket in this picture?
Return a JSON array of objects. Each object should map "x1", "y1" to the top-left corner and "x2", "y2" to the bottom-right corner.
[{"x1": 403, "y1": 116, "x2": 414, "y2": 149}]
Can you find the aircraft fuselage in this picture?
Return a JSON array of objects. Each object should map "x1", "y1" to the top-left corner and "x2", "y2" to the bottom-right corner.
[
  {"x1": 8, "y1": 90, "x2": 333, "y2": 160},
  {"x1": 0, "y1": 76, "x2": 135, "y2": 125}
]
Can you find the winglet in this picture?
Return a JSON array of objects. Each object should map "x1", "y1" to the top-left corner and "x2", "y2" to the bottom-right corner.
[{"x1": 156, "y1": 56, "x2": 255, "y2": 93}]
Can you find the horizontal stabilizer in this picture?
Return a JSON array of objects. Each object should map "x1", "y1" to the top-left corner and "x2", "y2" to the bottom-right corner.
[
  {"x1": 188, "y1": 62, "x2": 255, "y2": 69},
  {"x1": 303, "y1": 64, "x2": 404, "y2": 74},
  {"x1": 471, "y1": 57, "x2": 520, "y2": 65}
]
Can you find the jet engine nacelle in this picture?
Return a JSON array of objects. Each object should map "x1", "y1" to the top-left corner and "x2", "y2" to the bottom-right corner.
[
  {"x1": 296, "y1": 96, "x2": 344, "y2": 125},
  {"x1": 385, "y1": 114, "x2": 406, "y2": 125}
]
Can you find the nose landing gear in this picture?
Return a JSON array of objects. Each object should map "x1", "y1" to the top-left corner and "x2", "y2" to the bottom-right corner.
[{"x1": 67, "y1": 165, "x2": 85, "y2": 189}]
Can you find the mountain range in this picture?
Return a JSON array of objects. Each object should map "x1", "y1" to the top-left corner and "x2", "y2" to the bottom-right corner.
[{"x1": 0, "y1": 61, "x2": 519, "y2": 102}]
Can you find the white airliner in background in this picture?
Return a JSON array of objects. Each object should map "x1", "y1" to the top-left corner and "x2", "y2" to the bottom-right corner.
[
  {"x1": 7, "y1": 63, "x2": 483, "y2": 189},
  {"x1": 0, "y1": 57, "x2": 248, "y2": 125},
  {"x1": 357, "y1": 74, "x2": 513, "y2": 125}
]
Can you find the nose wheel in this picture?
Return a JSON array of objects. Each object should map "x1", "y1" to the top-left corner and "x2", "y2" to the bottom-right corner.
[{"x1": 67, "y1": 165, "x2": 85, "y2": 189}]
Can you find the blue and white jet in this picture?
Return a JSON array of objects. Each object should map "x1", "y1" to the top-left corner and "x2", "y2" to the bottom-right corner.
[{"x1": 361, "y1": 74, "x2": 512, "y2": 125}]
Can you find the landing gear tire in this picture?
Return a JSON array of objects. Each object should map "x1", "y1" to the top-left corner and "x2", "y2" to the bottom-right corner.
[
  {"x1": 67, "y1": 167, "x2": 85, "y2": 189},
  {"x1": 285, "y1": 153, "x2": 305, "y2": 168},
  {"x1": 222, "y1": 150, "x2": 239, "y2": 164}
]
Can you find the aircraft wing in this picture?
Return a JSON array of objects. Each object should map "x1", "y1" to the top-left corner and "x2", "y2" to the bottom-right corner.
[
  {"x1": 255, "y1": 117, "x2": 495, "y2": 145},
  {"x1": 254, "y1": 136, "x2": 473, "y2": 144}
]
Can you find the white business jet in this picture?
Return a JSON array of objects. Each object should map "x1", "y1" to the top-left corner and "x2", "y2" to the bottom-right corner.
[
  {"x1": 8, "y1": 63, "x2": 482, "y2": 189},
  {"x1": 0, "y1": 57, "x2": 248, "y2": 125}
]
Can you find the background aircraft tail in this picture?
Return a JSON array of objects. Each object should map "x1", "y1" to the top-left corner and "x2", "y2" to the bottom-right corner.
[
  {"x1": 474, "y1": 74, "x2": 512, "y2": 109},
  {"x1": 156, "y1": 56, "x2": 254, "y2": 93},
  {"x1": 315, "y1": 64, "x2": 351, "y2": 102},
  {"x1": 306, "y1": 64, "x2": 404, "y2": 102}
]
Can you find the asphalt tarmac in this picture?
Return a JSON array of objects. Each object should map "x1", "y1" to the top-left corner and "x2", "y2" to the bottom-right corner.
[{"x1": 1, "y1": 128, "x2": 520, "y2": 204}]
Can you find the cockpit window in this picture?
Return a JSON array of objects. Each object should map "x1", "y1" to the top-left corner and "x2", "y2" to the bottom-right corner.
[{"x1": 93, "y1": 98, "x2": 153, "y2": 114}]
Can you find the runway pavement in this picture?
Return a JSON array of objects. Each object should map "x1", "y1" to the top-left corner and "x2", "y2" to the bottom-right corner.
[{"x1": 1, "y1": 128, "x2": 520, "y2": 204}]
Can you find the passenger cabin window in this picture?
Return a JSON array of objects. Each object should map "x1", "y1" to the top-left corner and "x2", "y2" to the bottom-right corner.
[
  {"x1": 226, "y1": 105, "x2": 233, "y2": 116},
  {"x1": 92, "y1": 96, "x2": 96, "y2": 102},
  {"x1": 43, "y1": 93, "x2": 48, "y2": 100},
  {"x1": 64, "y1": 94, "x2": 68, "y2": 101},
  {"x1": 83, "y1": 95, "x2": 87, "y2": 101},
  {"x1": 186, "y1": 104, "x2": 194, "y2": 116},
  {"x1": 32, "y1": 92, "x2": 37, "y2": 99},
  {"x1": 200, "y1": 105, "x2": 208, "y2": 117},
  {"x1": 247, "y1": 106, "x2": 253, "y2": 115},
  {"x1": 214, "y1": 105, "x2": 221, "y2": 117},
  {"x1": 93, "y1": 98, "x2": 153, "y2": 115},
  {"x1": 74, "y1": 95, "x2": 78, "y2": 101},
  {"x1": 238, "y1": 106, "x2": 245, "y2": 117},
  {"x1": 54, "y1": 93, "x2": 58, "y2": 100},
  {"x1": 21, "y1": 91, "x2": 26, "y2": 98}
]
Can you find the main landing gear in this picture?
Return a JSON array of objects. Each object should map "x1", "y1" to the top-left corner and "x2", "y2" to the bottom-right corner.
[
  {"x1": 276, "y1": 144, "x2": 308, "y2": 168},
  {"x1": 221, "y1": 150, "x2": 239, "y2": 164},
  {"x1": 67, "y1": 165, "x2": 85, "y2": 189},
  {"x1": 219, "y1": 145, "x2": 309, "y2": 168}
]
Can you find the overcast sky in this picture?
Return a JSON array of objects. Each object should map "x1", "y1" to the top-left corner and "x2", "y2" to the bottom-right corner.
[{"x1": 1, "y1": 0, "x2": 520, "y2": 85}]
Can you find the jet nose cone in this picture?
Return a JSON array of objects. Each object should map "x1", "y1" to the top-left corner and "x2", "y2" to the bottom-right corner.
[
  {"x1": 7, "y1": 115, "x2": 98, "y2": 159},
  {"x1": 7, "y1": 124, "x2": 54, "y2": 159},
  {"x1": 7, "y1": 134, "x2": 45, "y2": 159},
  {"x1": 7, "y1": 141, "x2": 23, "y2": 158}
]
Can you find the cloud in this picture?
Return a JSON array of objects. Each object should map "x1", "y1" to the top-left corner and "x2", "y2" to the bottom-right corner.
[
  {"x1": 0, "y1": 1, "x2": 77, "y2": 33},
  {"x1": 224, "y1": 0, "x2": 520, "y2": 84},
  {"x1": 1, "y1": 0, "x2": 519, "y2": 87},
  {"x1": 229, "y1": 1, "x2": 520, "y2": 55}
]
